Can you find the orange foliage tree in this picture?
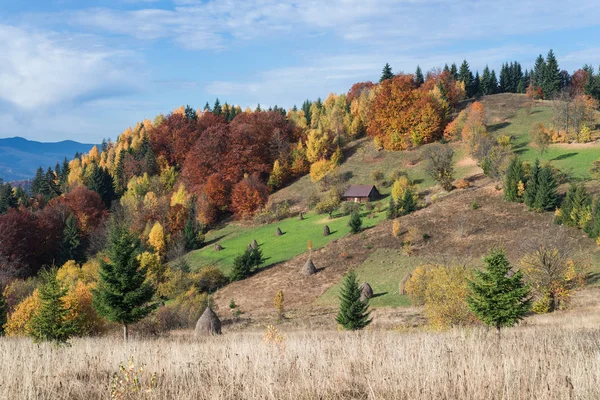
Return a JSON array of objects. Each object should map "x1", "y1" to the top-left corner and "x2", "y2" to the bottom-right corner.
[{"x1": 230, "y1": 176, "x2": 269, "y2": 219}]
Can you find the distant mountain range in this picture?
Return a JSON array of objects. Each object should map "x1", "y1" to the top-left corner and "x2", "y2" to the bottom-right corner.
[{"x1": 0, "y1": 137, "x2": 96, "y2": 182}]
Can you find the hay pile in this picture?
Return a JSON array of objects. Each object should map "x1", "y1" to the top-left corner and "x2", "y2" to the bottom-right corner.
[
  {"x1": 275, "y1": 227, "x2": 283, "y2": 236},
  {"x1": 214, "y1": 243, "x2": 223, "y2": 251},
  {"x1": 360, "y1": 282, "x2": 373, "y2": 301},
  {"x1": 302, "y1": 259, "x2": 317, "y2": 276},
  {"x1": 195, "y1": 307, "x2": 222, "y2": 336},
  {"x1": 323, "y1": 225, "x2": 330, "y2": 236}
]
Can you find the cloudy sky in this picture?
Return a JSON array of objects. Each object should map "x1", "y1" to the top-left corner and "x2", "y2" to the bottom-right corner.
[{"x1": 1, "y1": 0, "x2": 599, "y2": 142}]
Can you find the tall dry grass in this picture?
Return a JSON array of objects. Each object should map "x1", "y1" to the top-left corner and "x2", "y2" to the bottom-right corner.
[{"x1": 1, "y1": 319, "x2": 600, "y2": 399}]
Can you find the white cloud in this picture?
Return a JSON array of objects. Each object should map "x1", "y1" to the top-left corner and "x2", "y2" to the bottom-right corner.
[
  {"x1": 60, "y1": 0, "x2": 600, "y2": 50},
  {"x1": 0, "y1": 25, "x2": 142, "y2": 110}
]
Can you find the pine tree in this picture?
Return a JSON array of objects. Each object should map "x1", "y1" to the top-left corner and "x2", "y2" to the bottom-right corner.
[
  {"x1": 183, "y1": 217, "x2": 201, "y2": 251},
  {"x1": 481, "y1": 65, "x2": 492, "y2": 95},
  {"x1": 386, "y1": 197, "x2": 397, "y2": 220},
  {"x1": 532, "y1": 54, "x2": 546, "y2": 89},
  {"x1": 467, "y1": 248, "x2": 531, "y2": 332},
  {"x1": 415, "y1": 65, "x2": 425, "y2": 87},
  {"x1": 114, "y1": 150, "x2": 125, "y2": 196},
  {"x1": 458, "y1": 60, "x2": 474, "y2": 97},
  {"x1": 473, "y1": 71, "x2": 481, "y2": 97},
  {"x1": 31, "y1": 167, "x2": 45, "y2": 196},
  {"x1": 60, "y1": 158, "x2": 70, "y2": 186},
  {"x1": 302, "y1": 99, "x2": 313, "y2": 126},
  {"x1": 348, "y1": 211, "x2": 363, "y2": 233},
  {"x1": 533, "y1": 166, "x2": 557, "y2": 212},
  {"x1": 489, "y1": 70, "x2": 499, "y2": 94},
  {"x1": 29, "y1": 268, "x2": 78, "y2": 344},
  {"x1": 585, "y1": 196, "x2": 600, "y2": 238},
  {"x1": 450, "y1": 63, "x2": 458, "y2": 80},
  {"x1": 184, "y1": 105, "x2": 197, "y2": 121},
  {"x1": 399, "y1": 188, "x2": 416, "y2": 215},
  {"x1": 336, "y1": 271, "x2": 371, "y2": 330},
  {"x1": 213, "y1": 98, "x2": 222, "y2": 116},
  {"x1": 499, "y1": 63, "x2": 509, "y2": 93},
  {"x1": 0, "y1": 287, "x2": 6, "y2": 336},
  {"x1": 543, "y1": 49, "x2": 561, "y2": 98},
  {"x1": 524, "y1": 159, "x2": 540, "y2": 209},
  {"x1": 443, "y1": 64, "x2": 450, "y2": 74},
  {"x1": 380, "y1": 63, "x2": 394, "y2": 82},
  {"x1": 92, "y1": 225, "x2": 157, "y2": 341},
  {"x1": 59, "y1": 214, "x2": 84, "y2": 265},
  {"x1": 230, "y1": 247, "x2": 264, "y2": 281},
  {"x1": 88, "y1": 164, "x2": 115, "y2": 208},
  {"x1": 504, "y1": 157, "x2": 525, "y2": 202}
]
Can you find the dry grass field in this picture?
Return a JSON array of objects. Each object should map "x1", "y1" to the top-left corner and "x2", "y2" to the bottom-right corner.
[{"x1": 2, "y1": 287, "x2": 600, "y2": 399}]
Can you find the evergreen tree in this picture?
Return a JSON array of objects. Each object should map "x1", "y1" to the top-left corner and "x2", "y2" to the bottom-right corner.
[
  {"x1": 524, "y1": 159, "x2": 540, "y2": 209},
  {"x1": 29, "y1": 268, "x2": 78, "y2": 344},
  {"x1": 499, "y1": 63, "x2": 509, "y2": 93},
  {"x1": 92, "y1": 225, "x2": 157, "y2": 341},
  {"x1": 302, "y1": 99, "x2": 312, "y2": 126},
  {"x1": 230, "y1": 247, "x2": 264, "y2": 281},
  {"x1": 256, "y1": 103, "x2": 262, "y2": 112},
  {"x1": 380, "y1": 63, "x2": 394, "y2": 82},
  {"x1": 88, "y1": 164, "x2": 115, "y2": 208},
  {"x1": 386, "y1": 197, "x2": 398, "y2": 220},
  {"x1": 533, "y1": 166, "x2": 557, "y2": 211},
  {"x1": 114, "y1": 150, "x2": 125, "y2": 196},
  {"x1": 0, "y1": 286, "x2": 6, "y2": 336},
  {"x1": 203, "y1": 101, "x2": 212, "y2": 112},
  {"x1": 450, "y1": 63, "x2": 458, "y2": 80},
  {"x1": 481, "y1": 65, "x2": 492, "y2": 95},
  {"x1": 44, "y1": 167, "x2": 59, "y2": 198},
  {"x1": 348, "y1": 211, "x2": 363, "y2": 233},
  {"x1": 585, "y1": 196, "x2": 600, "y2": 238},
  {"x1": 458, "y1": 60, "x2": 474, "y2": 97},
  {"x1": 489, "y1": 70, "x2": 499, "y2": 94},
  {"x1": 543, "y1": 49, "x2": 561, "y2": 98},
  {"x1": 184, "y1": 105, "x2": 197, "y2": 121},
  {"x1": 139, "y1": 134, "x2": 158, "y2": 174},
  {"x1": 443, "y1": 64, "x2": 450, "y2": 74},
  {"x1": 213, "y1": 98, "x2": 222, "y2": 116},
  {"x1": 183, "y1": 217, "x2": 202, "y2": 251},
  {"x1": 467, "y1": 248, "x2": 530, "y2": 332},
  {"x1": 415, "y1": 65, "x2": 425, "y2": 86},
  {"x1": 521, "y1": 69, "x2": 530, "y2": 93},
  {"x1": 504, "y1": 157, "x2": 525, "y2": 202},
  {"x1": 60, "y1": 158, "x2": 70, "y2": 186},
  {"x1": 336, "y1": 271, "x2": 371, "y2": 330},
  {"x1": 31, "y1": 167, "x2": 45, "y2": 196},
  {"x1": 59, "y1": 214, "x2": 84, "y2": 265},
  {"x1": 473, "y1": 71, "x2": 481, "y2": 97},
  {"x1": 532, "y1": 54, "x2": 546, "y2": 89},
  {"x1": 399, "y1": 188, "x2": 416, "y2": 215}
]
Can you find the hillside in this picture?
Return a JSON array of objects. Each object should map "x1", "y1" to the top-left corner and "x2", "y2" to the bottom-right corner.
[{"x1": 0, "y1": 137, "x2": 95, "y2": 181}]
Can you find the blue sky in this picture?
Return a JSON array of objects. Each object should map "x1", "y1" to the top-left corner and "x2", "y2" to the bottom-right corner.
[{"x1": 1, "y1": 0, "x2": 599, "y2": 142}]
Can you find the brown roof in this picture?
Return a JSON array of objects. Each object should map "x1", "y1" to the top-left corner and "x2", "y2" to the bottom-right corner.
[{"x1": 343, "y1": 185, "x2": 377, "y2": 198}]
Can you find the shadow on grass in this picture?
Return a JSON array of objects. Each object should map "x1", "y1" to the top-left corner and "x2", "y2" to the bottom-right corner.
[
  {"x1": 488, "y1": 121, "x2": 511, "y2": 132},
  {"x1": 552, "y1": 152, "x2": 578, "y2": 161},
  {"x1": 203, "y1": 234, "x2": 228, "y2": 248},
  {"x1": 371, "y1": 292, "x2": 388, "y2": 299},
  {"x1": 587, "y1": 272, "x2": 600, "y2": 285}
]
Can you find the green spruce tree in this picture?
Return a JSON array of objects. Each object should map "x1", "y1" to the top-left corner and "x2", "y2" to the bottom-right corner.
[
  {"x1": 543, "y1": 49, "x2": 561, "y2": 98},
  {"x1": 399, "y1": 188, "x2": 416, "y2": 215},
  {"x1": 336, "y1": 271, "x2": 371, "y2": 330},
  {"x1": 504, "y1": 157, "x2": 525, "y2": 202},
  {"x1": 59, "y1": 214, "x2": 85, "y2": 265},
  {"x1": 348, "y1": 211, "x2": 363, "y2": 233},
  {"x1": 415, "y1": 65, "x2": 425, "y2": 87},
  {"x1": 380, "y1": 63, "x2": 394, "y2": 82},
  {"x1": 92, "y1": 225, "x2": 157, "y2": 341},
  {"x1": 386, "y1": 197, "x2": 398, "y2": 220},
  {"x1": 29, "y1": 268, "x2": 78, "y2": 345},
  {"x1": 467, "y1": 248, "x2": 531, "y2": 333},
  {"x1": 230, "y1": 247, "x2": 264, "y2": 281},
  {"x1": 523, "y1": 159, "x2": 540, "y2": 209},
  {"x1": 533, "y1": 166, "x2": 557, "y2": 212}
]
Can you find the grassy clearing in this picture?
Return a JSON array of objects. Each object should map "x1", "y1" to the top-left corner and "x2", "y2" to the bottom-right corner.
[
  {"x1": 3, "y1": 302, "x2": 600, "y2": 400},
  {"x1": 187, "y1": 207, "x2": 387, "y2": 275},
  {"x1": 315, "y1": 248, "x2": 425, "y2": 308},
  {"x1": 491, "y1": 106, "x2": 600, "y2": 179}
]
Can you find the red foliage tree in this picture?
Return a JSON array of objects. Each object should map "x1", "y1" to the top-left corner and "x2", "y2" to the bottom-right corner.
[
  {"x1": 347, "y1": 81, "x2": 375, "y2": 105},
  {"x1": 149, "y1": 112, "x2": 202, "y2": 166},
  {"x1": 203, "y1": 173, "x2": 231, "y2": 211},
  {"x1": 230, "y1": 175, "x2": 269, "y2": 219},
  {"x1": 52, "y1": 186, "x2": 107, "y2": 236},
  {"x1": 181, "y1": 123, "x2": 230, "y2": 189},
  {"x1": 570, "y1": 69, "x2": 589, "y2": 97}
]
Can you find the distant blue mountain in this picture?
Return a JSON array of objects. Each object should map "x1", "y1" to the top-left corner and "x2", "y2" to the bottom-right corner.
[{"x1": 0, "y1": 137, "x2": 96, "y2": 182}]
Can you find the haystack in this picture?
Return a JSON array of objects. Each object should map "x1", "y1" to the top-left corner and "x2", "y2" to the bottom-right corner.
[
  {"x1": 275, "y1": 227, "x2": 283, "y2": 236},
  {"x1": 360, "y1": 282, "x2": 373, "y2": 301},
  {"x1": 298, "y1": 212, "x2": 304, "y2": 220},
  {"x1": 323, "y1": 225, "x2": 331, "y2": 236},
  {"x1": 214, "y1": 243, "x2": 223, "y2": 251},
  {"x1": 247, "y1": 243, "x2": 253, "y2": 252},
  {"x1": 302, "y1": 259, "x2": 317, "y2": 276},
  {"x1": 251, "y1": 239, "x2": 259, "y2": 249},
  {"x1": 195, "y1": 306, "x2": 222, "y2": 336}
]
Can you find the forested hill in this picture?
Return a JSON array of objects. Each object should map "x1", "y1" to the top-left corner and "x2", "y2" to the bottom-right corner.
[{"x1": 0, "y1": 137, "x2": 95, "y2": 182}]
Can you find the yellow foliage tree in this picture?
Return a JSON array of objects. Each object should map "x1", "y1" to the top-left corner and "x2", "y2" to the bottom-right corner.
[
  {"x1": 391, "y1": 176, "x2": 411, "y2": 202},
  {"x1": 138, "y1": 251, "x2": 167, "y2": 293},
  {"x1": 392, "y1": 219, "x2": 401, "y2": 238},
  {"x1": 148, "y1": 222, "x2": 166, "y2": 256},
  {"x1": 63, "y1": 282, "x2": 105, "y2": 336},
  {"x1": 57, "y1": 260, "x2": 83, "y2": 287},
  {"x1": 274, "y1": 290, "x2": 284, "y2": 319},
  {"x1": 306, "y1": 128, "x2": 330, "y2": 163},
  {"x1": 4, "y1": 290, "x2": 41, "y2": 336},
  {"x1": 170, "y1": 184, "x2": 190, "y2": 208},
  {"x1": 309, "y1": 160, "x2": 334, "y2": 183}
]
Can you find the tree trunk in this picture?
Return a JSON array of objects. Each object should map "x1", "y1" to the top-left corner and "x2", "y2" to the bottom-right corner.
[{"x1": 123, "y1": 324, "x2": 128, "y2": 342}]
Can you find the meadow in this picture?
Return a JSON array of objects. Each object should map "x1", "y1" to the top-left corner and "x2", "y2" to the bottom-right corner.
[{"x1": 2, "y1": 307, "x2": 600, "y2": 400}]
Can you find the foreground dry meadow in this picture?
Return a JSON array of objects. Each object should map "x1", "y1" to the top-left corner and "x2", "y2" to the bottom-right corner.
[{"x1": 2, "y1": 293, "x2": 600, "y2": 400}]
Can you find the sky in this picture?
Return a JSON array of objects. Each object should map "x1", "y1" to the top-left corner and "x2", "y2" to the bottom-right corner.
[{"x1": 1, "y1": 0, "x2": 599, "y2": 143}]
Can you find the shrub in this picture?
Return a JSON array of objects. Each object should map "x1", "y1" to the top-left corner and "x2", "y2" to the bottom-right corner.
[
  {"x1": 342, "y1": 201, "x2": 361, "y2": 216},
  {"x1": 423, "y1": 144, "x2": 455, "y2": 191},
  {"x1": 454, "y1": 179, "x2": 470, "y2": 189},
  {"x1": 471, "y1": 200, "x2": 479, "y2": 210},
  {"x1": 348, "y1": 211, "x2": 363, "y2": 234},
  {"x1": 370, "y1": 170, "x2": 384, "y2": 183},
  {"x1": 196, "y1": 266, "x2": 228, "y2": 294}
]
